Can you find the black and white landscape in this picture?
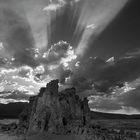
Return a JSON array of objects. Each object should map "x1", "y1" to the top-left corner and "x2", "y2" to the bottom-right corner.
[{"x1": 0, "y1": 0, "x2": 140, "y2": 140}]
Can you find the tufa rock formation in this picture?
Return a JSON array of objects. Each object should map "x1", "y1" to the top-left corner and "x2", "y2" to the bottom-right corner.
[
  {"x1": 18, "y1": 80, "x2": 91, "y2": 134},
  {"x1": 18, "y1": 80, "x2": 140, "y2": 139}
]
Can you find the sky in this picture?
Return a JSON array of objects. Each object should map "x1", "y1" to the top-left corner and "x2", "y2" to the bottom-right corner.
[{"x1": 0, "y1": 0, "x2": 140, "y2": 114}]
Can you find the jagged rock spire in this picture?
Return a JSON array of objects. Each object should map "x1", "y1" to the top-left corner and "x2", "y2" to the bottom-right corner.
[
  {"x1": 18, "y1": 80, "x2": 91, "y2": 134},
  {"x1": 46, "y1": 79, "x2": 59, "y2": 95}
]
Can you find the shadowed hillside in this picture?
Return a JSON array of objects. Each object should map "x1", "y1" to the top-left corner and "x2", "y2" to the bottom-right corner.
[{"x1": 0, "y1": 102, "x2": 28, "y2": 119}]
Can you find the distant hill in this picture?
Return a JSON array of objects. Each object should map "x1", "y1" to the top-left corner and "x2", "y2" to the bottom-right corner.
[
  {"x1": 91, "y1": 111, "x2": 140, "y2": 119},
  {"x1": 0, "y1": 102, "x2": 140, "y2": 119},
  {"x1": 0, "y1": 102, "x2": 28, "y2": 119}
]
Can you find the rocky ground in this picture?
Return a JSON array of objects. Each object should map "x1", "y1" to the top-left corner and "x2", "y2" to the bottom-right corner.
[
  {"x1": 0, "y1": 121, "x2": 140, "y2": 140},
  {"x1": 0, "y1": 132, "x2": 85, "y2": 140},
  {"x1": 0, "y1": 133, "x2": 23, "y2": 140},
  {"x1": 1, "y1": 117, "x2": 140, "y2": 140}
]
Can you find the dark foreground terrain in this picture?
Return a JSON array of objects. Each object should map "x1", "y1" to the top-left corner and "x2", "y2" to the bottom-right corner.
[{"x1": 0, "y1": 119, "x2": 140, "y2": 140}]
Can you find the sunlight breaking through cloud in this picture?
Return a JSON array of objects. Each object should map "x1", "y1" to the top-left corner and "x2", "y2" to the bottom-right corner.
[
  {"x1": 0, "y1": 0, "x2": 133, "y2": 114},
  {"x1": 43, "y1": 0, "x2": 66, "y2": 11},
  {"x1": 76, "y1": 0, "x2": 128, "y2": 56}
]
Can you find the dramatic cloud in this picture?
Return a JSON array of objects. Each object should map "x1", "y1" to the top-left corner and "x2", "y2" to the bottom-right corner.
[
  {"x1": 47, "y1": 0, "x2": 85, "y2": 49},
  {"x1": 0, "y1": 90, "x2": 30, "y2": 101},
  {"x1": 0, "y1": 67, "x2": 46, "y2": 96},
  {"x1": 89, "y1": 84, "x2": 140, "y2": 114},
  {"x1": 65, "y1": 50, "x2": 140, "y2": 94},
  {"x1": 1, "y1": 0, "x2": 140, "y2": 115},
  {"x1": 94, "y1": 54, "x2": 140, "y2": 92},
  {"x1": 0, "y1": 57, "x2": 8, "y2": 66},
  {"x1": 76, "y1": 0, "x2": 128, "y2": 56},
  {"x1": 43, "y1": 41, "x2": 76, "y2": 64},
  {"x1": 106, "y1": 57, "x2": 115, "y2": 64},
  {"x1": 64, "y1": 57, "x2": 107, "y2": 93},
  {"x1": 0, "y1": 42, "x2": 4, "y2": 50},
  {"x1": 5, "y1": 12, "x2": 37, "y2": 67},
  {"x1": 18, "y1": 66, "x2": 33, "y2": 78},
  {"x1": 43, "y1": 0, "x2": 66, "y2": 11},
  {"x1": 0, "y1": 6, "x2": 38, "y2": 67}
]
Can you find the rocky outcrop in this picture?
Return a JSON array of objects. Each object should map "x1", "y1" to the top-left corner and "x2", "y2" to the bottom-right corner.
[
  {"x1": 18, "y1": 79, "x2": 91, "y2": 134},
  {"x1": 18, "y1": 80, "x2": 140, "y2": 140}
]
